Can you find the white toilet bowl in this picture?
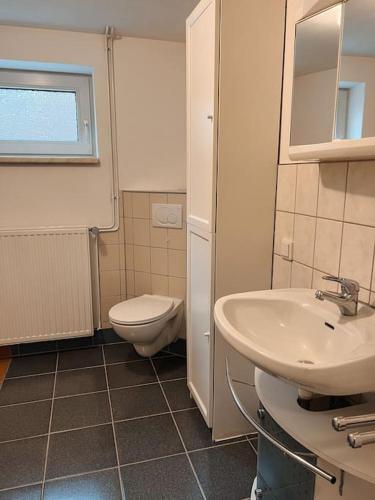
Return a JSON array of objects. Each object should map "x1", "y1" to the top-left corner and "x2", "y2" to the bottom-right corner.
[{"x1": 109, "y1": 294, "x2": 184, "y2": 357}]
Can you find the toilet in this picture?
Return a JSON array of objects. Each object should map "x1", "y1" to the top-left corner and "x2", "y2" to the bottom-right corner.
[{"x1": 109, "y1": 294, "x2": 184, "y2": 357}]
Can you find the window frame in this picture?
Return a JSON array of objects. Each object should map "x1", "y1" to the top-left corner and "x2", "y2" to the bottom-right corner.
[{"x1": 0, "y1": 69, "x2": 96, "y2": 157}]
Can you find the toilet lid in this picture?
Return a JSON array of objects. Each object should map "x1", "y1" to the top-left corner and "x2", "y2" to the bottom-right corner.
[{"x1": 109, "y1": 295, "x2": 174, "y2": 326}]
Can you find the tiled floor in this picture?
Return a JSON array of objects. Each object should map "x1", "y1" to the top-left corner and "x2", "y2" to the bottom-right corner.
[{"x1": 0, "y1": 332, "x2": 258, "y2": 499}]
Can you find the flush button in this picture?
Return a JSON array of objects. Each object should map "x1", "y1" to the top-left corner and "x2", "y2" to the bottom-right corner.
[{"x1": 152, "y1": 203, "x2": 183, "y2": 229}]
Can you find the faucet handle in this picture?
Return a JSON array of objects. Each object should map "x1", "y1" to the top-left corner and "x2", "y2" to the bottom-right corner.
[{"x1": 322, "y1": 276, "x2": 360, "y2": 295}]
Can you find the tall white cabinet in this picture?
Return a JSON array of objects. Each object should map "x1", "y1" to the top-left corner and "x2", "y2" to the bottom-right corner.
[{"x1": 186, "y1": 0, "x2": 286, "y2": 435}]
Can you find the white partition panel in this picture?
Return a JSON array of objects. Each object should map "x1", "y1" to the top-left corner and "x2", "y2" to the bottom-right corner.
[
  {"x1": 187, "y1": 224, "x2": 215, "y2": 426},
  {"x1": 186, "y1": 0, "x2": 218, "y2": 232}
]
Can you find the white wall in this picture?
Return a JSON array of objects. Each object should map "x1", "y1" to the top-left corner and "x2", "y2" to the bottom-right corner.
[
  {"x1": 0, "y1": 25, "x2": 114, "y2": 229},
  {"x1": 114, "y1": 37, "x2": 186, "y2": 192}
]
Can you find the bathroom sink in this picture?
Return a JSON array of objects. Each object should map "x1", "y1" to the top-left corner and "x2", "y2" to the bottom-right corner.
[{"x1": 214, "y1": 289, "x2": 375, "y2": 396}]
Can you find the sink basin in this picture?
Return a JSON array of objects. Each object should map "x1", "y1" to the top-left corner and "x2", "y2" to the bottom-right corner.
[{"x1": 214, "y1": 288, "x2": 375, "y2": 396}]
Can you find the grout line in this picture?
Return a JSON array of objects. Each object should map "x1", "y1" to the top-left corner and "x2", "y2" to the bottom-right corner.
[
  {"x1": 0, "y1": 397, "x2": 53, "y2": 408},
  {"x1": 0, "y1": 466, "x2": 121, "y2": 495},
  {"x1": 0, "y1": 433, "x2": 49, "y2": 446},
  {"x1": 40, "y1": 351, "x2": 59, "y2": 499},
  {"x1": 5, "y1": 353, "x2": 182, "y2": 381},
  {"x1": 44, "y1": 466, "x2": 118, "y2": 485},
  {"x1": 0, "y1": 480, "x2": 43, "y2": 494},
  {"x1": 102, "y1": 345, "x2": 126, "y2": 500},
  {"x1": 149, "y1": 358, "x2": 207, "y2": 500},
  {"x1": 246, "y1": 436, "x2": 258, "y2": 456},
  {"x1": 0, "y1": 408, "x2": 201, "y2": 445},
  {"x1": 0, "y1": 377, "x2": 189, "y2": 409},
  {"x1": 121, "y1": 451, "x2": 187, "y2": 469}
]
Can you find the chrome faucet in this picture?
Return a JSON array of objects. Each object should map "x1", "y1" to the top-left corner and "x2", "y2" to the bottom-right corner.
[{"x1": 315, "y1": 276, "x2": 360, "y2": 316}]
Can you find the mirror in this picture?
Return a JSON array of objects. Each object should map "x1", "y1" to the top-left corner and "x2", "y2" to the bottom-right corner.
[
  {"x1": 290, "y1": 4, "x2": 343, "y2": 146},
  {"x1": 335, "y1": 0, "x2": 375, "y2": 140}
]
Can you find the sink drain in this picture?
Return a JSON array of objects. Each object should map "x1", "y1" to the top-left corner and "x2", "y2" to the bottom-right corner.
[{"x1": 298, "y1": 359, "x2": 314, "y2": 365}]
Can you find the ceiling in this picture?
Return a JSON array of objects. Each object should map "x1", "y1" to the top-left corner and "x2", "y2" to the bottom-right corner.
[{"x1": 0, "y1": 0, "x2": 200, "y2": 42}]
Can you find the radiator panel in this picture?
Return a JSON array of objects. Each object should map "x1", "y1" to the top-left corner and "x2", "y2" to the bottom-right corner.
[{"x1": 0, "y1": 228, "x2": 93, "y2": 344}]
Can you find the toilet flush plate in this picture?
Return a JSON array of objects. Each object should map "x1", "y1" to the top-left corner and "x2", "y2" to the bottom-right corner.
[{"x1": 152, "y1": 204, "x2": 183, "y2": 229}]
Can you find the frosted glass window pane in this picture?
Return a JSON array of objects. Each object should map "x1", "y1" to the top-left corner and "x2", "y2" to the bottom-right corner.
[{"x1": 0, "y1": 88, "x2": 78, "y2": 142}]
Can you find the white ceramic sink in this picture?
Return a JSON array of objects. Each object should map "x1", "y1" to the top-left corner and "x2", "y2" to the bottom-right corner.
[{"x1": 214, "y1": 288, "x2": 375, "y2": 396}]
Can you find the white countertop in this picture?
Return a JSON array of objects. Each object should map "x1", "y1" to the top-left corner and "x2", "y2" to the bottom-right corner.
[{"x1": 255, "y1": 368, "x2": 375, "y2": 485}]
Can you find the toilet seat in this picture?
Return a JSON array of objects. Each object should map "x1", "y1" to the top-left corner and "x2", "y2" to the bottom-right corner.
[{"x1": 109, "y1": 294, "x2": 174, "y2": 326}]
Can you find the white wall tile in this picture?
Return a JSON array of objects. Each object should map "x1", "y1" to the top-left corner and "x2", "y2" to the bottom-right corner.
[
  {"x1": 168, "y1": 249, "x2": 187, "y2": 278},
  {"x1": 150, "y1": 226, "x2": 168, "y2": 248},
  {"x1": 293, "y1": 214, "x2": 316, "y2": 266},
  {"x1": 134, "y1": 271, "x2": 152, "y2": 296},
  {"x1": 345, "y1": 162, "x2": 375, "y2": 226},
  {"x1": 295, "y1": 164, "x2": 319, "y2": 216},
  {"x1": 133, "y1": 218, "x2": 150, "y2": 246},
  {"x1": 99, "y1": 191, "x2": 187, "y2": 306},
  {"x1": 314, "y1": 218, "x2": 342, "y2": 275},
  {"x1": 317, "y1": 163, "x2": 347, "y2": 220},
  {"x1": 124, "y1": 218, "x2": 134, "y2": 244},
  {"x1": 100, "y1": 270, "x2": 121, "y2": 296},
  {"x1": 123, "y1": 192, "x2": 133, "y2": 218},
  {"x1": 132, "y1": 192, "x2": 150, "y2": 219},
  {"x1": 340, "y1": 223, "x2": 375, "y2": 289},
  {"x1": 168, "y1": 277, "x2": 186, "y2": 300},
  {"x1": 291, "y1": 262, "x2": 313, "y2": 288},
  {"x1": 134, "y1": 245, "x2": 151, "y2": 273},
  {"x1": 276, "y1": 165, "x2": 297, "y2": 212},
  {"x1": 98, "y1": 244, "x2": 120, "y2": 271},
  {"x1": 125, "y1": 244, "x2": 134, "y2": 270},
  {"x1": 167, "y1": 224, "x2": 187, "y2": 251},
  {"x1": 151, "y1": 247, "x2": 168, "y2": 275},
  {"x1": 272, "y1": 254, "x2": 291, "y2": 289},
  {"x1": 126, "y1": 270, "x2": 135, "y2": 296},
  {"x1": 274, "y1": 211, "x2": 294, "y2": 256},
  {"x1": 151, "y1": 274, "x2": 169, "y2": 296}
]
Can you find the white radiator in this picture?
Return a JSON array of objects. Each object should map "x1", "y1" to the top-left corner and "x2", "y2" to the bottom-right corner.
[{"x1": 0, "y1": 228, "x2": 93, "y2": 345}]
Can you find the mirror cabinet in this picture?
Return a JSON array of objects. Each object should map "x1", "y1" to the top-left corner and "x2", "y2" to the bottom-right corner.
[{"x1": 289, "y1": 0, "x2": 375, "y2": 161}]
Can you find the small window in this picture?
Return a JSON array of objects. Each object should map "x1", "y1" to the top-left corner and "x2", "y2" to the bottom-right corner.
[{"x1": 0, "y1": 69, "x2": 96, "y2": 157}]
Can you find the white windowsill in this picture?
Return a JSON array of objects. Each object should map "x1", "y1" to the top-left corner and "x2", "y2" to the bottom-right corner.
[{"x1": 0, "y1": 156, "x2": 100, "y2": 165}]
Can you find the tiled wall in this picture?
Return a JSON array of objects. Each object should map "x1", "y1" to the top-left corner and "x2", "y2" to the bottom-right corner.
[
  {"x1": 99, "y1": 191, "x2": 187, "y2": 328},
  {"x1": 273, "y1": 161, "x2": 375, "y2": 305}
]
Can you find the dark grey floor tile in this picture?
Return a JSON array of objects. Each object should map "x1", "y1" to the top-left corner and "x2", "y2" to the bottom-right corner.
[
  {"x1": 0, "y1": 483, "x2": 42, "y2": 500},
  {"x1": 94, "y1": 329, "x2": 126, "y2": 345},
  {"x1": 0, "y1": 400, "x2": 51, "y2": 442},
  {"x1": 0, "y1": 436, "x2": 47, "y2": 490},
  {"x1": 166, "y1": 339, "x2": 187, "y2": 357},
  {"x1": 104, "y1": 343, "x2": 142, "y2": 364},
  {"x1": 57, "y1": 336, "x2": 94, "y2": 351},
  {"x1": 249, "y1": 435, "x2": 258, "y2": 451},
  {"x1": 44, "y1": 468, "x2": 122, "y2": 499},
  {"x1": 54, "y1": 367, "x2": 107, "y2": 397},
  {"x1": 115, "y1": 414, "x2": 184, "y2": 465},
  {"x1": 58, "y1": 347, "x2": 103, "y2": 371},
  {"x1": 51, "y1": 392, "x2": 111, "y2": 432},
  {"x1": 162, "y1": 379, "x2": 196, "y2": 411},
  {"x1": 153, "y1": 356, "x2": 187, "y2": 381},
  {"x1": 111, "y1": 384, "x2": 168, "y2": 421},
  {"x1": 107, "y1": 360, "x2": 157, "y2": 389},
  {"x1": 189, "y1": 442, "x2": 257, "y2": 500},
  {"x1": 19, "y1": 340, "x2": 57, "y2": 355},
  {"x1": 122, "y1": 454, "x2": 202, "y2": 500},
  {"x1": 173, "y1": 408, "x2": 217, "y2": 451},
  {"x1": 0, "y1": 374, "x2": 54, "y2": 405},
  {"x1": 6, "y1": 353, "x2": 57, "y2": 378},
  {"x1": 46, "y1": 424, "x2": 117, "y2": 479}
]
